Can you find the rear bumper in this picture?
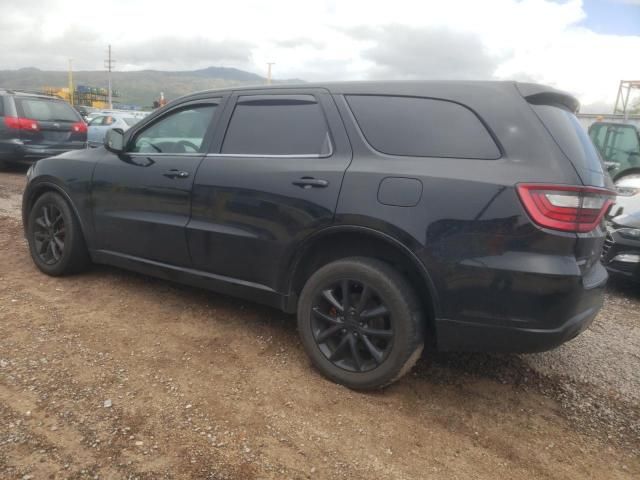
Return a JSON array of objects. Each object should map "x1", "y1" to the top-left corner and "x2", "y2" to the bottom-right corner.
[
  {"x1": 435, "y1": 261, "x2": 607, "y2": 353},
  {"x1": 601, "y1": 230, "x2": 640, "y2": 279},
  {"x1": 0, "y1": 140, "x2": 86, "y2": 163}
]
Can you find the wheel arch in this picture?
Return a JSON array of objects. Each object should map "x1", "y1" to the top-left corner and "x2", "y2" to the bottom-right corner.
[
  {"x1": 283, "y1": 226, "x2": 439, "y2": 339},
  {"x1": 23, "y1": 180, "x2": 90, "y2": 246},
  {"x1": 613, "y1": 168, "x2": 640, "y2": 183}
]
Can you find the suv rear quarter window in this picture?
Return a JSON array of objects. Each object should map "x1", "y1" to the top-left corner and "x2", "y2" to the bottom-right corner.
[
  {"x1": 531, "y1": 104, "x2": 604, "y2": 174},
  {"x1": 346, "y1": 95, "x2": 500, "y2": 159},
  {"x1": 221, "y1": 95, "x2": 332, "y2": 156}
]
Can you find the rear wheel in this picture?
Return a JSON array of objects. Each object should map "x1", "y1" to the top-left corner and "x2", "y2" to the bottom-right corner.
[
  {"x1": 27, "y1": 191, "x2": 90, "y2": 276},
  {"x1": 297, "y1": 257, "x2": 424, "y2": 390}
]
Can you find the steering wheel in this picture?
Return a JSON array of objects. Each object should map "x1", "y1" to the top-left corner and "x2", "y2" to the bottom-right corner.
[
  {"x1": 176, "y1": 140, "x2": 199, "y2": 153},
  {"x1": 137, "y1": 139, "x2": 162, "y2": 153}
]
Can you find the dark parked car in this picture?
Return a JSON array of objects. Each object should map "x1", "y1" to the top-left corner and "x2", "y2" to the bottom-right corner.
[
  {"x1": 22, "y1": 81, "x2": 615, "y2": 389},
  {"x1": 602, "y1": 177, "x2": 640, "y2": 280},
  {"x1": 0, "y1": 89, "x2": 87, "y2": 167}
]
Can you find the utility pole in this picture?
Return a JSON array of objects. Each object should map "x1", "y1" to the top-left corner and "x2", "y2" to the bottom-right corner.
[
  {"x1": 104, "y1": 45, "x2": 115, "y2": 109},
  {"x1": 67, "y1": 59, "x2": 74, "y2": 106},
  {"x1": 266, "y1": 62, "x2": 275, "y2": 85}
]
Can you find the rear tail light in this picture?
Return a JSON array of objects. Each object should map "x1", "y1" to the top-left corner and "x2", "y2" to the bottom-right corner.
[
  {"x1": 4, "y1": 116, "x2": 39, "y2": 131},
  {"x1": 517, "y1": 184, "x2": 615, "y2": 233},
  {"x1": 72, "y1": 121, "x2": 87, "y2": 134}
]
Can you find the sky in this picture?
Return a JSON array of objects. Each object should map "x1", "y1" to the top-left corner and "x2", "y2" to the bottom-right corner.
[{"x1": 0, "y1": 0, "x2": 639, "y2": 112}]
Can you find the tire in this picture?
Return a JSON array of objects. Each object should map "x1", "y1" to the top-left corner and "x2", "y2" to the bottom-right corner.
[
  {"x1": 297, "y1": 257, "x2": 424, "y2": 390},
  {"x1": 26, "y1": 191, "x2": 90, "y2": 276}
]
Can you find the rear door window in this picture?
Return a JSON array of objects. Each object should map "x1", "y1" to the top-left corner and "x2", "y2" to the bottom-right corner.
[
  {"x1": 346, "y1": 95, "x2": 500, "y2": 159},
  {"x1": 15, "y1": 98, "x2": 79, "y2": 122},
  {"x1": 221, "y1": 95, "x2": 332, "y2": 156}
]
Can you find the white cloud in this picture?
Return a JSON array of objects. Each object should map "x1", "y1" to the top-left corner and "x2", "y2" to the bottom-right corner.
[{"x1": 0, "y1": 0, "x2": 638, "y2": 111}]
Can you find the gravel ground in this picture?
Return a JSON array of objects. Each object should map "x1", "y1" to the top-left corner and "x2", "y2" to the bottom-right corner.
[{"x1": 1, "y1": 165, "x2": 639, "y2": 479}]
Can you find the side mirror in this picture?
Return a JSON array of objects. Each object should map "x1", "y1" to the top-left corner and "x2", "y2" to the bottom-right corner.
[{"x1": 105, "y1": 128, "x2": 125, "y2": 153}]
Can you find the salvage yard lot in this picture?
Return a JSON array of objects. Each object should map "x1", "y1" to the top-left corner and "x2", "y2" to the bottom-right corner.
[{"x1": 0, "y1": 167, "x2": 638, "y2": 479}]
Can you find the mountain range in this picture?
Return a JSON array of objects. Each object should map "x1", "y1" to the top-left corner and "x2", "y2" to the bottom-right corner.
[{"x1": 0, "y1": 67, "x2": 303, "y2": 107}]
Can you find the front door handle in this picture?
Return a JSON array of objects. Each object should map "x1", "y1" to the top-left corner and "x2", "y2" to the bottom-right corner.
[
  {"x1": 164, "y1": 169, "x2": 190, "y2": 179},
  {"x1": 292, "y1": 177, "x2": 329, "y2": 189}
]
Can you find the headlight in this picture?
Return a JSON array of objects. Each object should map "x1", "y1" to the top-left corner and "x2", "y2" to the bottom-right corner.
[
  {"x1": 618, "y1": 227, "x2": 640, "y2": 240},
  {"x1": 616, "y1": 186, "x2": 639, "y2": 197}
]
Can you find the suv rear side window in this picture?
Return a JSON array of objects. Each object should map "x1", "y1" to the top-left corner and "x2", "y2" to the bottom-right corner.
[
  {"x1": 532, "y1": 104, "x2": 604, "y2": 174},
  {"x1": 15, "y1": 98, "x2": 79, "y2": 122},
  {"x1": 221, "y1": 95, "x2": 332, "y2": 156},
  {"x1": 346, "y1": 95, "x2": 500, "y2": 159}
]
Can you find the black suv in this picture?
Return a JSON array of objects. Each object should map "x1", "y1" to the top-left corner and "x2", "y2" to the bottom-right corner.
[
  {"x1": 0, "y1": 89, "x2": 87, "y2": 166},
  {"x1": 22, "y1": 81, "x2": 614, "y2": 389}
]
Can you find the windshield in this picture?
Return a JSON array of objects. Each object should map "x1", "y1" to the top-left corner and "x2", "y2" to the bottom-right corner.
[
  {"x1": 123, "y1": 117, "x2": 138, "y2": 126},
  {"x1": 16, "y1": 98, "x2": 80, "y2": 122}
]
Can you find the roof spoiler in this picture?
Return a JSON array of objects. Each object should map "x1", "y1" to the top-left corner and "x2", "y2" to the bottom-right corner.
[{"x1": 516, "y1": 82, "x2": 580, "y2": 113}]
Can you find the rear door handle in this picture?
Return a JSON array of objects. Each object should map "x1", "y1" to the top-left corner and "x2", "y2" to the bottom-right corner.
[
  {"x1": 292, "y1": 177, "x2": 329, "y2": 189},
  {"x1": 164, "y1": 169, "x2": 190, "y2": 179}
]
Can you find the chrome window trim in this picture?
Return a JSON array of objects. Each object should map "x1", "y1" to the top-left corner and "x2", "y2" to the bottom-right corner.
[
  {"x1": 126, "y1": 152, "x2": 203, "y2": 157},
  {"x1": 206, "y1": 152, "x2": 331, "y2": 159}
]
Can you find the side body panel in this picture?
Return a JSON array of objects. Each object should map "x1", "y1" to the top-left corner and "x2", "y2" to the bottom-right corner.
[
  {"x1": 331, "y1": 82, "x2": 606, "y2": 351},
  {"x1": 90, "y1": 97, "x2": 226, "y2": 267}
]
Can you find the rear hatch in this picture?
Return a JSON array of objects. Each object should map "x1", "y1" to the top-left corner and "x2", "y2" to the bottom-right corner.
[
  {"x1": 516, "y1": 84, "x2": 615, "y2": 279},
  {"x1": 14, "y1": 96, "x2": 87, "y2": 148}
]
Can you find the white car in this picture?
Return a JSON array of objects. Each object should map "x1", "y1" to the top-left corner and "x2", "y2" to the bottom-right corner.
[{"x1": 87, "y1": 113, "x2": 144, "y2": 147}]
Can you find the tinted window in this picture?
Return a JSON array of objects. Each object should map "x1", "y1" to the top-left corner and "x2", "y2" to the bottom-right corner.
[
  {"x1": 16, "y1": 98, "x2": 79, "y2": 122},
  {"x1": 89, "y1": 116, "x2": 105, "y2": 126},
  {"x1": 532, "y1": 104, "x2": 604, "y2": 174},
  {"x1": 346, "y1": 95, "x2": 500, "y2": 159},
  {"x1": 221, "y1": 95, "x2": 332, "y2": 156},
  {"x1": 0, "y1": 97, "x2": 4, "y2": 116},
  {"x1": 130, "y1": 104, "x2": 216, "y2": 154}
]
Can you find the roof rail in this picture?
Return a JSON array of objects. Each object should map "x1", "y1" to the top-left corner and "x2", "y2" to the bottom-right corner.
[{"x1": 0, "y1": 88, "x2": 61, "y2": 98}]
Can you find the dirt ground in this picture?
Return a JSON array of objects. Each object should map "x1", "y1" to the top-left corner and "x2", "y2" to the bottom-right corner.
[{"x1": 1, "y1": 166, "x2": 639, "y2": 479}]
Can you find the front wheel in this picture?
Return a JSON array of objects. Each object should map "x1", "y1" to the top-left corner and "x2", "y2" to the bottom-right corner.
[
  {"x1": 27, "y1": 191, "x2": 90, "y2": 276},
  {"x1": 297, "y1": 257, "x2": 424, "y2": 390}
]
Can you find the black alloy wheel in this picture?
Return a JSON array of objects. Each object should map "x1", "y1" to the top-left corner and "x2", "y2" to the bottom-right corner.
[
  {"x1": 297, "y1": 257, "x2": 424, "y2": 390},
  {"x1": 32, "y1": 203, "x2": 66, "y2": 265},
  {"x1": 27, "y1": 191, "x2": 90, "y2": 276},
  {"x1": 311, "y1": 279, "x2": 394, "y2": 373}
]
